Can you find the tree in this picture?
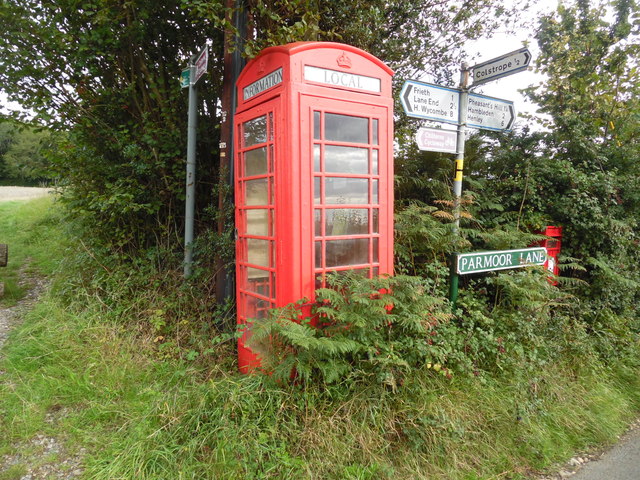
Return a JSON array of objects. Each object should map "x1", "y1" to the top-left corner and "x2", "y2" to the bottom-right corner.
[
  {"x1": 0, "y1": 0, "x2": 521, "y2": 255},
  {"x1": 464, "y1": 0, "x2": 640, "y2": 325}
]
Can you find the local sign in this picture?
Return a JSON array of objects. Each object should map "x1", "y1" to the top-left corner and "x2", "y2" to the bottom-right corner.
[
  {"x1": 415, "y1": 127, "x2": 458, "y2": 153},
  {"x1": 400, "y1": 80, "x2": 460, "y2": 125},
  {"x1": 467, "y1": 93, "x2": 516, "y2": 131},
  {"x1": 456, "y1": 247, "x2": 547, "y2": 275},
  {"x1": 471, "y1": 48, "x2": 532, "y2": 85}
]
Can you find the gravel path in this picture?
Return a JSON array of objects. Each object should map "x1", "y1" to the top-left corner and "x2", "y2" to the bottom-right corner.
[
  {"x1": 0, "y1": 186, "x2": 52, "y2": 203},
  {"x1": 0, "y1": 267, "x2": 85, "y2": 479}
]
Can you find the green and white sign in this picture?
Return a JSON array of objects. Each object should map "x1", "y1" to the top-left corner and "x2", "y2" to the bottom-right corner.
[
  {"x1": 456, "y1": 247, "x2": 547, "y2": 275},
  {"x1": 180, "y1": 68, "x2": 190, "y2": 89}
]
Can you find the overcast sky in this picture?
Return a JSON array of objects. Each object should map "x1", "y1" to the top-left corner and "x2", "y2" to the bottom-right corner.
[{"x1": 464, "y1": 0, "x2": 560, "y2": 127}]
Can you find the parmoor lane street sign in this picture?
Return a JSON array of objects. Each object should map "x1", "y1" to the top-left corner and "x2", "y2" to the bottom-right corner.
[
  {"x1": 456, "y1": 247, "x2": 547, "y2": 275},
  {"x1": 467, "y1": 93, "x2": 516, "y2": 131},
  {"x1": 471, "y1": 47, "x2": 531, "y2": 86},
  {"x1": 400, "y1": 80, "x2": 460, "y2": 125}
]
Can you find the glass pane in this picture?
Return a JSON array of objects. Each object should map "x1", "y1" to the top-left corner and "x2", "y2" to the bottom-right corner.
[
  {"x1": 269, "y1": 177, "x2": 275, "y2": 205},
  {"x1": 247, "y1": 295, "x2": 270, "y2": 320},
  {"x1": 270, "y1": 208, "x2": 275, "y2": 236},
  {"x1": 326, "y1": 239, "x2": 369, "y2": 267},
  {"x1": 246, "y1": 209, "x2": 269, "y2": 236},
  {"x1": 271, "y1": 272, "x2": 276, "y2": 296},
  {"x1": 245, "y1": 178, "x2": 268, "y2": 205},
  {"x1": 243, "y1": 115, "x2": 267, "y2": 147},
  {"x1": 325, "y1": 178, "x2": 368, "y2": 204},
  {"x1": 314, "y1": 177, "x2": 321, "y2": 204},
  {"x1": 372, "y1": 119, "x2": 379, "y2": 145},
  {"x1": 269, "y1": 145, "x2": 274, "y2": 172},
  {"x1": 315, "y1": 241, "x2": 323, "y2": 268},
  {"x1": 314, "y1": 111, "x2": 321, "y2": 140},
  {"x1": 314, "y1": 209, "x2": 322, "y2": 236},
  {"x1": 268, "y1": 113, "x2": 274, "y2": 141},
  {"x1": 244, "y1": 147, "x2": 267, "y2": 177},
  {"x1": 325, "y1": 209, "x2": 368, "y2": 236},
  {"x1": 372, "y1": 149, "x2": 378, "y2": 175},
  {"x1": 325, "y1": 146, "x2": 368, "y2": 174},
  {"x1": 314, "y1": 144, "x2": 321, "y2": 172},
  {"x1": 325, "y1": 113, "x2": 368, "y2": 144},
  {"x1": 373, "y1": 238, "x2": 379, "y2": 263},
  {"x1": 372, "y1": 179, "x2": 378, "y2": 203},
  {"x1": 247, "y1": 267, "x2": 270, "y2": 297},
  {"x1": 247, "y1": 238, "x2": 270, "y2": 267},
  {"x1": 372, "y1": 209, "x2": 379, "y2": 234}
]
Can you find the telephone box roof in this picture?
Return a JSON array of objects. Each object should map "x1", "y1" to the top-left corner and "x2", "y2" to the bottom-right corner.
[{"x1": 246, "y1": 41, "x2": 394, "y2": 76}]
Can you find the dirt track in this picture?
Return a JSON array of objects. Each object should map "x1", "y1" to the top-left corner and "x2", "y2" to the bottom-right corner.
[{"x1": 0, "y1": 186, "x2": 52, "y2": 202}]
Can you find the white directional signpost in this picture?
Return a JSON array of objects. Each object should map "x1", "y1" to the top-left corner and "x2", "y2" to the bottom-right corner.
[
  {"x1": 471, "y1": 48, "x2": 531, "y2": 86},
  {"x1": 400, "y1": 80, "x2": 460, "y2": 125},
  {"x1": 467, "y1": 93, "x2": 516, "y2": 131},
  {"x1": 399, "y1": 46, "x2": 533, "y2": 309}
]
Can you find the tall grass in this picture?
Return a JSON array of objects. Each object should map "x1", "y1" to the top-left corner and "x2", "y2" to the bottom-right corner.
[{"x1": 0, "y1": 198, "x2": 639, "y2": 479}]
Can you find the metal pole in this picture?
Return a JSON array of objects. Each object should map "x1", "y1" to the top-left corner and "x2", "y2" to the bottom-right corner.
[
  {"x1": 450, "y1": 62, "x2": 470, "y2": 310},
  {"x1": 184, "y1": 60, "x2": 198, "y2": 278}
]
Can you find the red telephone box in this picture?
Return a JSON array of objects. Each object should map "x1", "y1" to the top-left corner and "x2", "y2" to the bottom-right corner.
[{"x1": 233, "y1": 42, "x2": 394, "y2": 372}]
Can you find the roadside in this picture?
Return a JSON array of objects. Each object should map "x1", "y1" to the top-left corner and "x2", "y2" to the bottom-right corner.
[{"x1": 537, "y1": 418, "x2": 640, "y2": 480}]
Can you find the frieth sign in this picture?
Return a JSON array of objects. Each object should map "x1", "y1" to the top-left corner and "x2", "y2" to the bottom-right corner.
[{"x1": 456, "y1": 247, "x2": 547, "y2": 275}]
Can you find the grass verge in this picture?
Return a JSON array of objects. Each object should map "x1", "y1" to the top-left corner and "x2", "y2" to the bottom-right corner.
[{"x1": 0, "y1": 198, "x2": 639, "y2": 479}]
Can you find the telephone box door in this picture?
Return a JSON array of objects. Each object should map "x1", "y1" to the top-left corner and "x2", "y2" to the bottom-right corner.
[
  {"x1": 235, "y1": 98, "x2": 279, "y2": 371},
  {"x1": 300, "y1": 96, "x2": 393, "y2": 291}
]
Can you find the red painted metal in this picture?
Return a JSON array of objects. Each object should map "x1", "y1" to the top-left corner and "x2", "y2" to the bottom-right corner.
[
  {"x1": 233, "y1": 42, "x2": 394, "y2": 372},
  {"x1": 538, "y1": 226, "x2": 562, "y2": 284}
]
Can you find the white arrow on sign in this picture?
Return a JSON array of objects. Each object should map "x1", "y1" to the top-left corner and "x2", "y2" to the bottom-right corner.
[
  {"x1": 471, "y1": 48, "x2": 531, "y2": 85},
  {"x1": 467, "y1": 93, "x2": 516, "y2": 131},
  {"x1": 400, "y1": 80, "x2": 460, "y2": 125},
  {"x1": 415, "y1": 127, "x2": 458, "y2": 154}
]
